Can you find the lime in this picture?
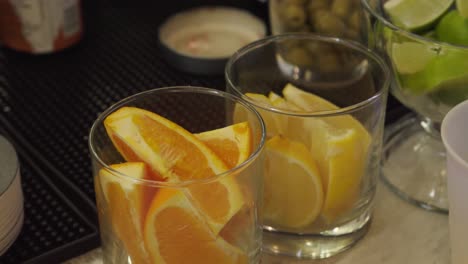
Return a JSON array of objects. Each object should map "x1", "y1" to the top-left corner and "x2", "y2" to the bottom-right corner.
[
  {"x1": 398, "y1": 49, "x2": 468, "y2": 94},
  {"x1": 384, "y1": 0, "x2": 454, "y2": 31},
  {"x1": 429, "y1": 75, "x2": 468, "y2": 105},
  {"x1": 435, "y1": 10, "x2": 468, "y2": 46},
  {"x1": 457, "y1": 0, "x2": 468, "y2": 18},
  {"x1": 391, "y1": 42, "x2": 437, "y2": 74},
  {"x1": 423, "y1": 30, "x2": 437, "y2": 39}
]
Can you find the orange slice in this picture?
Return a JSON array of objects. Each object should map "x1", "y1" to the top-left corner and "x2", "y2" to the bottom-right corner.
[
  {"x1": 195, "y1": 123, "x2": 257, "y2": 248},
  {"x1": 195, "y1": 122, "x2": 252, "y2": 169},
  {"x1": 144, "y1": 188, "x2": 248, "y2": 264},
  {"x1": 104, "y1": 107, "x2": 244, "y2": 234},
  {"x1": 98, "y1": 162, "x2": 155, "y2": 264}
]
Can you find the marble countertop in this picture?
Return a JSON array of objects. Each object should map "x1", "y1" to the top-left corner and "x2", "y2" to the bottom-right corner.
[{"x1": 65, "y1": 181, "x2": 450, "y2": 264}]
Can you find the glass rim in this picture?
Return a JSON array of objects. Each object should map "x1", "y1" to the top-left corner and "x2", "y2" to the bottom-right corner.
[
  {"x1": 442, "y1": 100, "x2": 468, "y2": 170},
  {"x1": 361, "y1": 0, "x2": 468, "y2": 50},
  {"x1": 88, "y1": 86, "x2": 266, "y2": 187},
  {"x1": 225, "y1": 33, "x2": 391, "y2": 117}
]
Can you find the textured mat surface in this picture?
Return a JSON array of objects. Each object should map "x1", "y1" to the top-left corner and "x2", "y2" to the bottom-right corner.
[{"x1": 0, "y1": 0, "x2": 408, "y2": 262}]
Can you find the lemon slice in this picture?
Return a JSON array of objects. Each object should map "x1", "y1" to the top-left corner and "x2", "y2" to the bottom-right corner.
[
  {"x1": 384, "y1": 0, "x2": 454, "y2": 31},
  {"x1": 268, "y1": 91, "x2": 282, "y2": 102},
  {"x1": 282, "y1": 83, "x2": 370, "y2": 222},
  {"x1": 269, "y1": 91, "x2": 301, "y2": 111},
  {"x1": 282, "y1": 83, "x2": 371, "y2": 146},
  {"x1": 264, "y1": 136, "x2": 323, "y2": 228},
  {"x1": 235, "y1": 93, "x2": 281, "y2": 138},
  {"x1": 282, "y1": 83, "x2": 340, "y2": 112},
  {"x1": 244, "y1": 93, "x2": 270, "y2": 104},
  {"x1": 304, "y1": 121, "x2": 366, "y2": 222},
  {"x1": 241, "y1": 92, "x2": 303, "y2": 139}
]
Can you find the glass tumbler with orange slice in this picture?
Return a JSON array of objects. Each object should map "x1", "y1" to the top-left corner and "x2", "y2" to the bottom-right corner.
[
  {"x1": 226, "y1": 33, "x2": 390, "y2": 259},
  {"x1": 88, "y1": 87, "x2": 266, "y2": 264}
]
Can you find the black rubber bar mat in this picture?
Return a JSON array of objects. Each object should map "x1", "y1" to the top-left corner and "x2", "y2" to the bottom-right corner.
[
  {"x1": 0, "y1": 132, "x2": 99, "y2": 264},
  {"x1": 0, "y1": 0, "x2": 409, "y2": 262}
]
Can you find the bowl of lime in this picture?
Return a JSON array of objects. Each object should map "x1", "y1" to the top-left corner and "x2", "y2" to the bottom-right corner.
[{"x1": 363, "y1": 0, "x2": 468, "y2": 213}]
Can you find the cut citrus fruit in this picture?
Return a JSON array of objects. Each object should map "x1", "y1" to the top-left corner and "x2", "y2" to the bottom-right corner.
[
  {"x1": 144, "y1": 188, "x2": 247, "y2": 264},
  {"x1": 391, "y1": 42, "x2": 436, "y2": 74},
  {"x1": 268, "y1": 93, "x2": 304, "y2": 140},
  {"x1": 268, "y1": 91, "x2": 281, "y2": 102},
  {"x1": 104, "y1": 107, "x2": 228, "y2": 181},
  {"x1": 234, "y1": 92, "x2": 300, "y2": 138},
  {"x1": 99, "y1": 162, "x2": 154, "y2": 264},
  {"x1": 397, "y1": 48, "x2": 468, "y2": 95},
  {"x1": 263, "y1": 135, "x2": 323, "y2": 228},
  {"x1": 282, "y1": 83, "x2": 340, "y2": 112},
  {"x1": 282, "y1": 83, "x2": 370, "y2": 222},
  {"x1": 269, "y1": 91, "x2": 301, "y2": 111},
  {"x1": 383, "y1": 0, "x2": 454, "y2": 32},
  {"x1": 457, "y1": 0, "x2": 468, "y2": 18},
  {"x1": 218, "y1": 205, "x2": 255, "y2": 252},
  {"x1": 304, "y1": 121, "x2": 366, "y2": 222},
  {"x1": 429, "y1": 75, "x2": 468, "y2": 105},
  {"x1": 195, "y1": 122, "x2": 252, "y2": 169},
  {"x1": 244, "y1": 92, "x2": 270, "y2": 104},
  {"x1": 104, "y1": 107, "x2": 244, "y2": 234},
  {"x1": 241, "y1": 93, "x2": 280, "y2": 138},
  {"x1": 195, "y1": 124, "x2": 257, "y2": 250},
  {"x1": 435, "y1": 10, "x2": 468, "y2": 46},
  {"x1": 282, "y1": 83, "x2": 371, "y2": 146}
]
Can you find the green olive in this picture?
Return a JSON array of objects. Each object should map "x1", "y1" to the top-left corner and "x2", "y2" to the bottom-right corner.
[
  {"x1": 282, "y1": 39, "x2": 303, "y2": 50},
  {"x1": 291, "y1": 25, "x2": 311, "y2": 32},
  {"x1": 349, "y1": 10, "x2": 361, "y2": 31},
  {"x1": 350, "y1": 0, "x2": 361, "y2": 8},
  {"x1": 303, "y1": 42, "x2": 334, "y2": 55},
  {"x1": 331, "y1": 0, "x2": 352, "y2": 19},
  {"x1": 318, "y1": 52, "x2": 341, "y2": 73},
  {"x1": 308, "y1": 9, "x2": 327, "y2": 25},
  {"x1": 283, "y1": 25, "x2": 311, "y2": 32},
  {"x1": 283, "y1": 47, "x2": 314, "y2": 66},
  {"x1": 283, "y1": 4, "x2": 307, "y2": 28},
  {"x1": 306, "y1": 0, "x2": 329, "y2": 13},
  {"x1": 312, "y1": 10, "x2": 346, "y2": 37},
  {"x1": 345, "y1": 29, "x2": 360, "y2": 40},
  {"x1": 286, "y1": 0, "x2": 308, "y2": 5}
]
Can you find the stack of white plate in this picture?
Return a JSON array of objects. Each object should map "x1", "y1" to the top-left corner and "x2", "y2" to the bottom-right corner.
[{"x1": 0, "y1": 136, "x2": 23, "y2": 256}]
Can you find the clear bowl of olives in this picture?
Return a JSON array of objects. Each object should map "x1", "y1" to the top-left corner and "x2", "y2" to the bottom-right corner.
[
  {"x1": 269, "y1": 0, "x2": 365, "y2": 41},
  {"x1": 269, "y1": 0, "x2": 368, "y2": 85}
]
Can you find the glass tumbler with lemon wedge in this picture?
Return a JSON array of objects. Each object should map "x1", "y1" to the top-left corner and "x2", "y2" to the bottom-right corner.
[
  {"x1": 363, "y1": 0, "x2": 468, "y2": 212},
  {"x1": 226, "y1": 33, "x2": 390, "y2": 259},
  {"x1": 88, "y1": 87, "x2": 266, "y2": 264}
]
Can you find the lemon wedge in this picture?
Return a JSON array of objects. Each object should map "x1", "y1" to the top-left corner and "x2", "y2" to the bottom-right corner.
[
  {"x1": 264, "y1": 135, "x2": 323, "y2": 228},
  {"x1": 282, "y1": 83, "x2": 371, "y2": 222}
]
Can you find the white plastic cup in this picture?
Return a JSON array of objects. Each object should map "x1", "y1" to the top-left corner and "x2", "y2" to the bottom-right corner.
[{"x1": 441, "y1": 100, "x2": 468, "y2": 264}]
